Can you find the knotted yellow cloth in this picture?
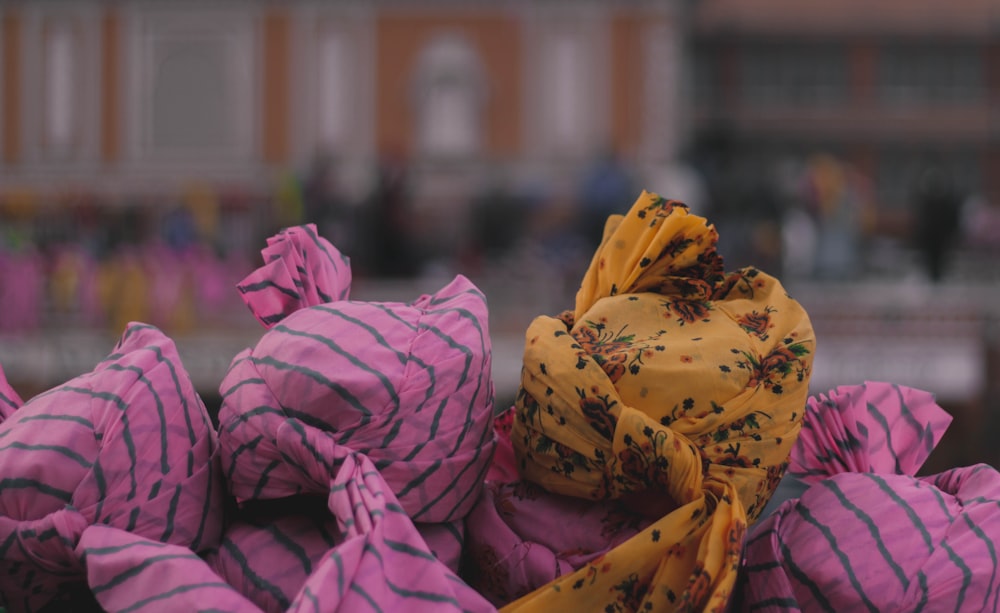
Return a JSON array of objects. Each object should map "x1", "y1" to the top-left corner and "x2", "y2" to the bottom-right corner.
[{"x1": 507, "y1": 191, "x2": 815, "y2": 612}]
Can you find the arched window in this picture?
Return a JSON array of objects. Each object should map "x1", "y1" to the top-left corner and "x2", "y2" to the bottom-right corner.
[
  {"x1": 42, "y1": 18, "x2": 80, "y2": 159},
  {"x1": 412, "y1": 33, "x2": 486, "y2": 159}
]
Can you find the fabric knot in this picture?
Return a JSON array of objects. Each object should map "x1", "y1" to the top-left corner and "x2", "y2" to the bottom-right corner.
[
  {"x1": 0, "y1": 507, "x2": 88, "y2": 576},
  {"x1": 606, "y1": 405, "x2": 706, "y2": 506},
  {"x1": 273, "y1": 420, "x2": 352, "y2": 494},
  {"x1": 237, "y1": 223, "x2": 352, "y2": 328}
]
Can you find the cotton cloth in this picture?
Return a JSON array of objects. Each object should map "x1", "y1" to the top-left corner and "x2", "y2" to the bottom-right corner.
[
  {"x1": 204, "y1": 502, "x2": 468, "y2": 612},
  {"x1": 0, "y1": 323, "x2": 224, "y2": 612},
  {"x1": 473, "y1": 192, "x2": 815, "y2": 612},
  {"x1": 215, "y1": 224, "x2": 496, "y2": 611},
  {"x1": 81, "y1": 448, "x2": 491, "y2": 612},
  {"x1": 204, "y1": 504, "x2": 341, "y2": 613},
  {"x1": 735, "y1": 381, "x2": 1000, "y2": 612}
]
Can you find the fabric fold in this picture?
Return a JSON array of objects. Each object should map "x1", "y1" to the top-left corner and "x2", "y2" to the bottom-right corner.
[
  {"x1": 237, "y1": 223, "x2": 352, "y2": 329},
  {"x1": 788, "y1": 381, "x2": 951, "y2": 481},
  {"x1": 80, "y1": 525, "x2": 259, "y2": 612},
  {"x1": 204, "y1": 506, "x2": 341, "y2": 613},
  {"x1": 285, "y1": 452, "x2": 494, "y2": 612}
]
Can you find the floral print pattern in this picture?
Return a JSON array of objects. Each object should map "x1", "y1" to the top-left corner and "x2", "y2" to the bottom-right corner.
[
  {"x1": 503, "y1": 191, "x2": 815, "y2": 613},
  {"x1": 736, "y1": 307, "x2": 775, "y2": 340},
  {"x1": 572, "y1": 320, "x2": 667, "y2": 383}
]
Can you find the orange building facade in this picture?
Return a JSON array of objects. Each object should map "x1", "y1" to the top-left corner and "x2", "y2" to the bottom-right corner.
[{"x1": 0, "y1": 2, "x2": 685, "y2": 202}]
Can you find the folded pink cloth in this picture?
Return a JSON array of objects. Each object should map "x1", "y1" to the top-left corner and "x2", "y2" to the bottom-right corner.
[
  {"x1": 205, "y1": 504, "x2": 342, "y2": 613},
  {"x1": 788, "y1": 381, "x2": 953, "y2": 481},
  {"x1": 72, "y1": 431, "x2": 485, "y2": 613},
  {"x1": 206, "y1": 505, "x2": 467, "y2": 612},
  {"x1": 80, "y1": 525, "x2": 259, "y2": 612},
  {"x1": 735, "y1": 381, "x2": 1000, "y2": 612},
  {"x1": 216, "y1": 224, "x2": 496, "y2": 611},
  {"x1": 285, "y1": 451, "x2": 493, "y2": 612},
  {"x1": 464, "y1": 475, "x2": 653, "y2": 606},
  {"x1": 222, "y1": 225, "x2": 495, "y2": 522},
  {"x1": 464, "y1": 407, "x2": 662, "y2": 605},
  {"x1": 0, "y1": 323, "x2": 224, "y2": 612},
  {"x1": 236, "y1": 223, "x2": 352, "y2": 328}
]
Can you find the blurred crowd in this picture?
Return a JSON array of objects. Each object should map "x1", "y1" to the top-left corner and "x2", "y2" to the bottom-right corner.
[{"x1": 1, "y1": 141, "x2": 998, "y2": 337}]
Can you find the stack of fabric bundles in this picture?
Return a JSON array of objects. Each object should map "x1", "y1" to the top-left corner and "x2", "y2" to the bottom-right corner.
[{"x1": 6, "y1": 192, "x2": 996, "y2": 613}]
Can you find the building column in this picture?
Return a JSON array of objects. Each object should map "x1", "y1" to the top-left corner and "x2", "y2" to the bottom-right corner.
[{"x1": 2, "y1": 8, "x2": 21, "y2": 165}]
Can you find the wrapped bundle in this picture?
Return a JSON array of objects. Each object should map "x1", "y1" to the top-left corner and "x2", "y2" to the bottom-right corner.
[
  {"x1": 0, "y1": 323, "x2": 226, "y2": 612},
  {"x1": 466, "y1": 191, "x2": 815, "y2": 611},
  {"x1": 213, "y1": 224, "x2": 496, "y2": 611},
  {"x1": 736, "y1": 382, "x2": 1000, "y2": 612}
]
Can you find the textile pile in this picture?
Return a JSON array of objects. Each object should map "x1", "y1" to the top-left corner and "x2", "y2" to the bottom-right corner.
[{"x1": 1, "y1": 192, "x2": 998, "y2": 613}]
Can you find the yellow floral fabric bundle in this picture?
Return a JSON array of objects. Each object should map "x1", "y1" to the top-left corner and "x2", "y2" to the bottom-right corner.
[{"x1": 507, "y1": 191, "x2": 815, "y2": 611}]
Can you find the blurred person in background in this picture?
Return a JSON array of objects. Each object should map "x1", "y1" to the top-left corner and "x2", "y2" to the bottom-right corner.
[
  {"x1": 799, "y1": 153, "x2": 874, "y2": 281},
  {"x1": 642, "y1": 147, "x2": 710, "y2": 215},
  {"x1": 576, "y1": 148, "x2": 635, "y2": 250},
  {"x1": 469, "y1": 167, "x2": 529, "y2": 269},
  {"x1": 358, "y1": 153, "x2": 421, "y2": 278},
  {"x1": 302, "y1": 151, "x2": 354, "y2": 258},
  {"x1": 689, "y1": 126, "x2": 785, "y2": 274},
  {"x1": 911, "y1": 161, "x2": 966, "y2": 283}
]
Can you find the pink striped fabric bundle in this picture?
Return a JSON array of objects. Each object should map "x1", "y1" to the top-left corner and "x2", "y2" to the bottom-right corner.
[
  {"x1": 0, "y1": 323, "x2": 225, "y2": 612},
  {"x1": 213, "y1": 224, "x2": 496, "y2": 611},
  {"x1": 735, "y1": 381, "x2": 1000, "y2": 612}
]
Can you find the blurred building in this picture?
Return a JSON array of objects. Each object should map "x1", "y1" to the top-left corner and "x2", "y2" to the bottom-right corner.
[
  {"x1": 689, "y1": 0, "x2": 1000, "y2": 224},
  {"x1": 0, "y1": 1, "x2": 686, "y2": 205},
  {"x1": 686, "y1": 0, "x2": 1000, "y2": 471},
  {"x1": 3, "y1": 1, "x2": 1000, "y2": 468}
]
